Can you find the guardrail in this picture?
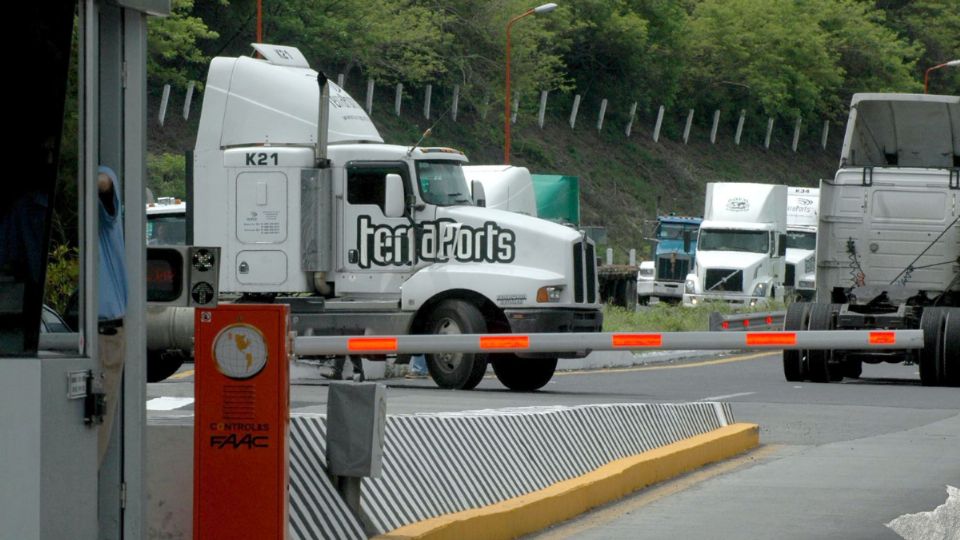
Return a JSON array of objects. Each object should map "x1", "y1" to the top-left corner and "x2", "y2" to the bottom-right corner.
[
  {"x1": 294, "y1": 330, "x2": 921, "y2": 356},
  {"x1": 709, "y1": 311, "x2": 786, "y2": 332}
]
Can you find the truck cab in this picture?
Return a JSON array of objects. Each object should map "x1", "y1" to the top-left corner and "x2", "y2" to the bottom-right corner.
[
  {"x1": 785, "y1": 187, "x2": 818, "y2": 300},
  {"x1": 683, "y1": 183, "x2": 787, "y2": 306},
  {"x1": 189, "y1": 44, "x2": 602, "y2": 390},
  {"x1": 646, "y1": 216, "x2": 701, "y2": 303}
]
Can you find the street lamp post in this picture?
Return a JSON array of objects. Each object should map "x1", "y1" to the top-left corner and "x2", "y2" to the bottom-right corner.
[
  {"x1": 504, "y1": 3, "x2": 557, "y2": 164},
  {"x1": 924, "y1": 59, "x2": 959, "y2": 93}
]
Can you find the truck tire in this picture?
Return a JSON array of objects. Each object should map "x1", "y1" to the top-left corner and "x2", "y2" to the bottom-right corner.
[
  {"x1": 842, "y1": 360, "x2": 862, "y2": 379},
  {"x1": 806, "y1": 303, "x2": 836, "y2": 383},
  {"x1": 424, "y1": 300, "x2": 489, "y2": 390},
  {"x1": 943, "y1": 309, "x2": 960, "y2": 387},
  {"x1": 782, "y1": 302, "x2": 811, "y2": 382},
  {"x1": 147, "y1": 349, "x2": 187, "y2": 383},
  {"x1": 919, "y1": 308, "x2": 946, "y2": 387},
  {"x1": 491, "y1": 354, "x2": 557, "y2": 391}
]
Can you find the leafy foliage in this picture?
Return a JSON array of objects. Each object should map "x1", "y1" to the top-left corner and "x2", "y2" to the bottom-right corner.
[
  {"x1": 147, "y1": 153, "x2": 187, "y2": 200},
  {"x1": 148, "y1": 0, "x2": 220, "y2": 90},
  {"x1": 44, "y1": 244, "x2": 79, "y2": 316}
]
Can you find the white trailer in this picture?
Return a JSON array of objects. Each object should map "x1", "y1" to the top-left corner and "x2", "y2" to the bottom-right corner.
[
  {"x1": 683, "y1": 182, "x2": 788, "y2": 306},
  {"x1": 785, "y1": 186, "x2": 819, "y2": 300},
  {"x1": 176, "y1": 44, "x2": 603, "y2": 390},
  {"x1": 783, "y1": 93, "x2": 960, "y2": 386}
]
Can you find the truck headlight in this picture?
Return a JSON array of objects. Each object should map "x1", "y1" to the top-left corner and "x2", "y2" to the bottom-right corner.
[
  {"x1": 537, "y1": 286, "x2": 562, "y2": 303},
  {"x1": 799, "y1": 279, "x2": 815, "y2": 289},
  {"x1": 752, "y1": 282, "x2": 767, "y2": 297},
  {"x1": 684, "y1": 279, "x2": 696, "y2": 294}
]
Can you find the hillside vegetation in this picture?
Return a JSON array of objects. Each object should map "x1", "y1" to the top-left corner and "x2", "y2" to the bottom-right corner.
[{"x1": 56, "y1": 0, "x2": 960, "y2": 256}]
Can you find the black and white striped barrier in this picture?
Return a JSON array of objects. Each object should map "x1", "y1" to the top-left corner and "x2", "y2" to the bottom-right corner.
[
  {"x1": 709, "y1": 311, "x2": 786, "y2": 332},
  {"x1": 294, "y1": 329, "x2": 922, "y2": 356}
]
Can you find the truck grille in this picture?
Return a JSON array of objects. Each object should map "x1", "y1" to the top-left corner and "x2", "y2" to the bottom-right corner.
[
  {"x1": 705, "y1": 269, "x2": 743, "y2": 292},
  {"x1": 785, "y1": 264, "x2": 796, "y2": 287},
  {"x1": 656, "y1": 256, "x2": 690, "y2": 282},
  {"x1": 573, "y1": 241, "x2": 597, "y2": 304}
]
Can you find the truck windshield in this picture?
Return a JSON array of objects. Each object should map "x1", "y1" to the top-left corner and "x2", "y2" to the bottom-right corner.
[
  {"x1": 698, "y1": 229, "x2": 769, "y2": 253},
  {"x1": 658, "y1": 223, "x2": 698, "y2": 240},
  {"x1": 416, "y1": 160, "x2": 471, "y2": 206},
  {"x1": 786, "y1": 230, "x2": 816, "y2": 250},
  {"x1": 146, "y1": 215, "x2": 186, "y2": 245}
]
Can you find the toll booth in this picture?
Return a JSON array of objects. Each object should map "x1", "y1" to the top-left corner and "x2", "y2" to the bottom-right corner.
[{"x1": 0, "y1": 1, "x2": 169, "y2": 538}]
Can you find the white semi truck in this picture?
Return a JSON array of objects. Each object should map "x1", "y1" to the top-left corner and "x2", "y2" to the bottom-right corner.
[
  {"x1": 683, "y1": 182, "x2": 787, "y2": 306},
  {"x1": 783, "y1": 93, "x2": 959, "y2": 387},
  {"x1": 785, "y1": 186, "x2": 819, "y2": 300},
  {"x1": 464, "y1": 165, "x2": 539, "y2": 216},
  {"x1": 173, "y1": 44, "x2": 603, "y2": 390}
]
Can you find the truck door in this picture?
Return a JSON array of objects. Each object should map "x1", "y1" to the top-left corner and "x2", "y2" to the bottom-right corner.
[{"x1": 339, "y1": 162, "x2": 416, "y2": 286}]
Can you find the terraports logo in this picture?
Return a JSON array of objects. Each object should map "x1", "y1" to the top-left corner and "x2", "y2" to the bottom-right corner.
[
  {"x1": 788, "y1": 197, "x2": 817, "y2": 216},
  {"x1": 726, "y1": 197, "x2": 750, "y2": 212},
  {"x1": 356, "y1": 216, "x2": 516, "y2": 269}
]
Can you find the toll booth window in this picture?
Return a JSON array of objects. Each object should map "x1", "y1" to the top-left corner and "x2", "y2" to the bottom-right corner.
[{"x1": 347, "y1": 164, "x2": 407, "y2": 214}]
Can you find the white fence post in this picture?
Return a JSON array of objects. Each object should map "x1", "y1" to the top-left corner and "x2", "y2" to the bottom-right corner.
[
  {"x1": 764, "y1": 117, "x2": 775, "y2": 149},
  {"x1": 653, "y1": 105, "x2": 665, "y2": 142},
  {"x1": 365, "y1": 78, "x2": 374, "y2": 115},
  {"x1": 480, "y1": 95, "x2": 490, "y2": 120},
  {"x1": 606, "y1": 248, "x2": 614, "y2": 265},
  {"x1": 710, "y1": 109, "x2": 720, "y2": 144},
  {"x1": 569, "y1": 94, "x2": 581, "y2": 129},
  {"x1": 451, "y1": 85, "x2": 460, "y2": 122},
  {"x1": 597, "y1": 98, "x2": 608, "y2": 131},
  {"x1": 158, "y1": 83, "x2": 171, "y2": 126},
  {"x1": 337, "y1": 73, "x2": 345, "y2": 87},
  {"x1": 625, "y1": 102, "x2": 637, "y2": 137},
  {"x1": 821, "y1": 120, "x2": 829, "y2": 150},
  {"x1": 792, "y1": 116, "x2": 802, "y2": 152},
  {"x1": 537, "y1": 90, "x2": 548, "y2": 128},
  {"x1": 683, "y1": 109, "x2": 694, "y2": 144},
  {"x1": 424, "y1": 84, "x2": 432, "y2": 120},
  {"x1": 395, "y1": 83, "x2": 403, "y2": 117},
  {"x1": 734, "y1": 110, "x2": 745, "y2": 145},
  {"x1": 629, "y1": 249, "x2": 636, "y2": 266},
  {"x1": 182, "y1": 81, "x2": 195, "y2": 121},
  {"x1": 511, "y1": 91, "x2": 519, "y2": 124}
]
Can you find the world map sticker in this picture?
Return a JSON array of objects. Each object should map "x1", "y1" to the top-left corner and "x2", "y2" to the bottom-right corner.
[{"x1": 212, "y1": 323, "x2": 268, "y2": 379}]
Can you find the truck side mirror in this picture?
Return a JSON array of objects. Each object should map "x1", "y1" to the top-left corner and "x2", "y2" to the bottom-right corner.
[
  {"x1": 682, "y1": 230, "x2": 692, "y2": 253},
  {"x1": 471, "y1": 180, "x2": 486, "y2": 208},
  {"x1": 777, "y1": 233, "x2": 787, "y2": 257},
  {"x1": 384, "y1": 173, "x2": 405, "y2": 218}
]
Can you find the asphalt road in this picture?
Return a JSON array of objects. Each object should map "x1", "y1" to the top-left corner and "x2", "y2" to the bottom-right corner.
[{"x1": 149, "y1": 351, "x2": 960, "y2": 538}]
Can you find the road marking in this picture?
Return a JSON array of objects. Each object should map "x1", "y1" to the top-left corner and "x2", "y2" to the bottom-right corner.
[
  {"x1": 699, "y1": 392, "x2": 756, "y2": 401},
  {"x1": 146, "y1": 397, "x2": 195, "y2": 411},
  {"x1": 554, "y1": 352, "x2": 773, "y2": 376},
  {"x1": 168, "y1": 369, "x2": 195, "y2": 380},
  {"x1": 530, "y1": 444, "x2": 784, "y2": 540}
]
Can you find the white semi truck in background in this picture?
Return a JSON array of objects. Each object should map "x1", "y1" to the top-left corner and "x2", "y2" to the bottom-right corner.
[
  {"x1": 783, "y1": 93, "x2": 959, "y2": 387},
  {"x1": 785, "y1": 186, "x2": 819, "y2": 300},
  {"x1": 682, "y1": 182, "x2": 787, "y2": 306},
  {"x1": 149, "y1": 44, "x2": 603, "y2": 390}
]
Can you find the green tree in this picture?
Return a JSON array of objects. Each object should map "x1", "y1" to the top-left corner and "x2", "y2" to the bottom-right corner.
[
  {"x1": 148, "y1": 0, "x2": 220, "y2": 90},
  {"x1": 875, "y1": 0, "x2": 960, "y2": 95}
]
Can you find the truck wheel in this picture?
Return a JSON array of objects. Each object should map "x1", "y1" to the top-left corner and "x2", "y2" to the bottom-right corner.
[
  {"x1": 919, "y1": 308, "x2": 946, "y2": 386},
  {"x1": 782, "y1": 302, "x2": 811, "y2": 382},
  {"x1": 942, "y1": 309, "x2": 960, "y2": 387},
  {"x1": 147, "y1": 349, "x2": 187, "y2": 383},
  {"x1": 806, "y1": 303, "x2": 836, "y2": 383},
  {"x1": 424, "y1": 300, "x2": 489, "y2": 390},
  {"x1": 491, "y1": 354, "x2": 557, "y2": 392}
]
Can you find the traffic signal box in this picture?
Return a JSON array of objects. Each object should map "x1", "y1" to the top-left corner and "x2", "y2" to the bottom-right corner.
[{"x1": 193, "y1": 304, "x2": 290, "y2": 539}]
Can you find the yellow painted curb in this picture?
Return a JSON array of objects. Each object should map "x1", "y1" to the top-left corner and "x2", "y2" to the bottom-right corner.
[{"x1": 375, "y1": 423, "x2": 759, "y2": 540}]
